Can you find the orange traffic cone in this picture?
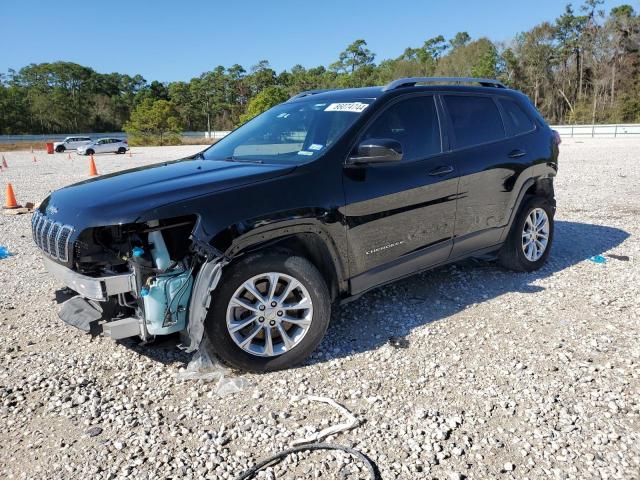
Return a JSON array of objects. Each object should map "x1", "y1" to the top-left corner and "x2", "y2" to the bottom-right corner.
[
  {"x1": 1, "y1": 155, "x2": 7, "y2": 168},
  {"x1": 3, "y1": 183, "x2": 20, "y2": 209},
  {"x1": 33, "y1": 155, "x2": 37, "y2": 163},
  {"x1": 89, "y1": 156, "x2": 98, "y2": 176},
  {"x1": 67, "y1": 152, "x2": 71, "y2": 160},
  {"x1": 128, "y1": 149, "x2": 132, "y2": 158}
]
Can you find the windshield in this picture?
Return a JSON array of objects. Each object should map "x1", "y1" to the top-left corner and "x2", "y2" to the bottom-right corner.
[{"x1": 202, "y1": 99, "x2": 373, "y2": 163}]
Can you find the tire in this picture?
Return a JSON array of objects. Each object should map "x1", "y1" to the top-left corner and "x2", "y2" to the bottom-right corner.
[
  {"x1": 205, "y1": 252, "x2": 331, "y2": 372},
  {"x1": 86, "y1": 149, "x2": 94, "y2": 156},
  {"x1": 55, "y1": 145, "x2": 65, "y2": 153},
  {"x1": 117, "y1": 147, "x2": 126, "y2": 154},
  {"x1": 498, "y1": 195, "x2": 554, "y2": 272}
]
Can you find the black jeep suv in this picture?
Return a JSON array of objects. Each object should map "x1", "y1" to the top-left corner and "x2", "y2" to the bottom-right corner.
[{"x1": 34, "y1": 77, "x2": 559, "y2": 371}]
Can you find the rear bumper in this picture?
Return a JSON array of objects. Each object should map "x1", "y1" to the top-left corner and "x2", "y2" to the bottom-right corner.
[{"x1": 42, "y1": 256, "x2": 135, "y2": 302}]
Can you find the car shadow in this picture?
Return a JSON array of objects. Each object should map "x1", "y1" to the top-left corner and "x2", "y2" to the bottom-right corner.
[
  {"x1": 121, "y1": 220, "x2": 629, "y2": 369},
  {"x1": 310, "y1": 220, "x2": 630, "y2": 364},
  {"x1": 118, "y1": 332, "x2": 192, "y2": 365}
]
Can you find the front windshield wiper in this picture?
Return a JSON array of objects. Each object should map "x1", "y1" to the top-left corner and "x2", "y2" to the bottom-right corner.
[
  {"x1": 224, "y1": 156, "x2": 264, "y2": 164},
  {"x1": 193, "y1": 151, "x2": 205, "y2": 160}
]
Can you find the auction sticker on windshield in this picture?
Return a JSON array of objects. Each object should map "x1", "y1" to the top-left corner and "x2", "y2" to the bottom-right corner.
[{"x1": 324, "y1": 102, "x2": 369, "y2": 113}]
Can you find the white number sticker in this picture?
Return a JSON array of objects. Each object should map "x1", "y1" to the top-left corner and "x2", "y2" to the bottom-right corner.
[{"x1": 324, "y1": 102, "x2": 369, "y2": 113}]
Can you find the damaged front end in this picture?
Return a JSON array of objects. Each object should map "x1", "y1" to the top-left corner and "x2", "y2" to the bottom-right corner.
[{"x1": 46, "y1": 215, "x2": 227, "y2": 347}]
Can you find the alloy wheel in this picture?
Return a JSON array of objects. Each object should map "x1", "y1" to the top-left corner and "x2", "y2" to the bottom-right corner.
[
  {"x1": 226, "y1": 272, "x2": 313, "y2": 357},
  {"x1": 522, "y1": 207, "x2": 549, "y2": 262}
]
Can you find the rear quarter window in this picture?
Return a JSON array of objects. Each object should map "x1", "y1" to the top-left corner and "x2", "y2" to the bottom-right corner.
[
  {"x1": 443, "y1": 95, "x2": 505, "y2": 149},
  {"x1": 498, "y1": 98, "x2": 535, "y2": 136}
]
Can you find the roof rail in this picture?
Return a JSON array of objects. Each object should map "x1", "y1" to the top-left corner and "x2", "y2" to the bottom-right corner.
[
  {"x1": 383, "y1": 77, "x2": 506, "y2": 91},
  {"x1": 288, "y1": 89, "x2": 332, "y2": 101}
]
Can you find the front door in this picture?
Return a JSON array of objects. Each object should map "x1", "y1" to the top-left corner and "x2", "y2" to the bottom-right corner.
[{"x1": 342, "y1": 94, "x2": 458, "y2": 294}]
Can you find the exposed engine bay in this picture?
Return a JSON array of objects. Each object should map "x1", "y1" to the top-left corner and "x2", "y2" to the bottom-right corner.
[{"x1": 55, "y1": 215, "x2": 227, "y2": 347}]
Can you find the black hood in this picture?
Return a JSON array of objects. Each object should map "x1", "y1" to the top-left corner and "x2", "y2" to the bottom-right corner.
[{"x1": 41, "y1": 158, "x2": 295, "y2": 228}]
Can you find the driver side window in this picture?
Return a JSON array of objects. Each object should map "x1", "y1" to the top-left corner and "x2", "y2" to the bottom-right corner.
[{"x1": 359, "y1": 96, "x2": 441, "y2": 162}]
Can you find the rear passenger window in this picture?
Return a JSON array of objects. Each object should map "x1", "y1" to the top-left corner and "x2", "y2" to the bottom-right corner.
[
  {"x1": 498, "y1": 98, "x2": 535, "y2": 136},
  {"x1": 443, "y1": 95, "x2": 505, "y2": 149},
  {"x1": 360, "y1": 96, "x2": 441, "y2": 161}
]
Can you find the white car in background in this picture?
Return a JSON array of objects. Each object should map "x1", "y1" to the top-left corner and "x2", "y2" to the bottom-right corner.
[
  {"x1": 54, "y1": 136, "x2": 92, "y2": 153},
  {"x1": 77, "y1": 138, "x2": 129, "y2": 155}
]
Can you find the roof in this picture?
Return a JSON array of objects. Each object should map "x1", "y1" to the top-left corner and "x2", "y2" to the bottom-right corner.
[
  {"x1": 287, "y1": 77, "x2": 513, "y2": 104},
  {"x1": 288, "y1": 86, "x2": 384, "y2": 103}
]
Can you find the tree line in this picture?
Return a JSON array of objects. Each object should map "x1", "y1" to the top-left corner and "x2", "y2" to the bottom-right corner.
[{"x1": 0, "y1": 0, "x2": 638, "y2": 139}]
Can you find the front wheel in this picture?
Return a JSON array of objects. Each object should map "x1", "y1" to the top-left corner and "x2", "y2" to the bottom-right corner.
[
  {"x1": 498, "y1": 196, "x2": 554, "y2": 272},
  {"x1": 205, "y1": 252, "x2": 331, "y2": 372},
  {"x1": 56, "y1": 145, "x2": 65, "y2": 153},
  {"x1": 85, "y1": 148, "x2": 95, "y2": 156}
]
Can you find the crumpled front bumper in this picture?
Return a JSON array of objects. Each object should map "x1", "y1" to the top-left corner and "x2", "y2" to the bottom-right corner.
[{"x1": 42, "y1": 255, "x2": 136, "y2": 302}]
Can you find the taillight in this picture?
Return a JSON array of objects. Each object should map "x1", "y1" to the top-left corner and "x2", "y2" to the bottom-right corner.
[
  {"x1": 123, "y1": 140, "x2": 128, "y2": 144},
  {"x1": 552, "y1": 130, "x2": 562, "y2": 146}
]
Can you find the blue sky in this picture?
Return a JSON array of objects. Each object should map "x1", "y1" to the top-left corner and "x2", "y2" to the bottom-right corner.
[{"x1": 0, "y1": 0, "x2": 632, "y2": 82}]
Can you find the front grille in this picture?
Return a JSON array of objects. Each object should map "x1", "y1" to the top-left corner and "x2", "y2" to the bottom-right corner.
[{"x1": 31, "y1": 211, "x2": 74, "y2": 262}]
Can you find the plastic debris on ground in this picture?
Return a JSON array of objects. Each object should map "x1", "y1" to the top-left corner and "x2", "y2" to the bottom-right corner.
[
  {"x1": 388, "y1": 336, "x2": 410, "y2": 349},
  {"x1": 177, "y1": 337, "x2": 249, "y2": 396},
  {"x1": 0, "y1": 246, "x2": 13, "y2": 259},
  {"x1": 291, "y1": 395, "x2": 360, "y2": 446},
  {"x1": 588, "y1": 255, "x2": 607, "y2": 264},
  {"x1": 607, "y1": 254, "x2": 630, "y2": 262},
  {"x1": 235, "y1": 397, "x2": 375, "y2": 480}
]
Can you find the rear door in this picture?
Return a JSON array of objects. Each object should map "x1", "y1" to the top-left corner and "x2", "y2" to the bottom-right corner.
[
  {"x1": 95, "y1": 139, "x2": 109, "y2": 153},
  {"x1": 342, "y1": 94, "x2": 458, "y2": 293},
  {"x1": 440, "y1": 93, "x2": 518, "y2": 256}
]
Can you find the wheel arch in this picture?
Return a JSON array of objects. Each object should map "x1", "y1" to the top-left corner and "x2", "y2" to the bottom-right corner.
[
  {"x1": 500, "y1": 176, "x2": 555, "y2": 243},
  {"x1": 211, "y1": 225, "x2": 348, "y2": 301}
]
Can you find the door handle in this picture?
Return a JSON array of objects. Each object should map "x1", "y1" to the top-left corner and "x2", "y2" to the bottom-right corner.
[
  {"x1": 508, "y1": 149, "x2": 527, "y2": 158},
  {"x1": 428, "y1": 165, "x2": 454, "y2": 176}
]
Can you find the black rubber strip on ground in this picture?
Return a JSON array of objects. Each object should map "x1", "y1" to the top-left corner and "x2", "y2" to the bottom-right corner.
[{"x1": 234, "y1": 442, "x2": 380, "y2": 480}]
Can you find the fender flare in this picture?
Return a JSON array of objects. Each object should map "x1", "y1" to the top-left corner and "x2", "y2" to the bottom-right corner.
[
  {"x1": 498, "y1": 177, "x2": 537, "y2": 243},
  {"x1": 500, "y1": 177, "x2": 555, "y2": 242},
  {"x1": 216, "y1": 223, "x2": 349, "y2": 295}
]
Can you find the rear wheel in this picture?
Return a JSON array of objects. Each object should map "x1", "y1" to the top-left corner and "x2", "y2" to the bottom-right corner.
[
  {"x1": 117, "y1": 147, "x2": 126, "y2": 154},
  {"x1": 85, "y1": 148, "x2": 95, "y2": 156},
  {"x1": 498, "y1": 196, "x2": 554, "y2": 272},
  {"x1": 205, "y1": 252, "x2": 331, "y2": 372}
]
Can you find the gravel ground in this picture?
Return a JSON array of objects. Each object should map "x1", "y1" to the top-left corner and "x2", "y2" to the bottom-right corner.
[{"x1": 0, "y1": 141, "x2": 639, "y2": 480}]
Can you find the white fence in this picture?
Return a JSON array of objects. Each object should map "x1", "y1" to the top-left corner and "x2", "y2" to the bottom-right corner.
[
  {"x1": 204, "y1": 131, "x2": 231, "y2": 139},
  {"x1": 551, "y1": 124, "x2": 640, "y2": 138}
]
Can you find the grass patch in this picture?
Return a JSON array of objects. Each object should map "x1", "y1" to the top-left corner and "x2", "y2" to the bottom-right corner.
[{"x1": 0, "y1": 142, "x2": 48, "y2": 152}]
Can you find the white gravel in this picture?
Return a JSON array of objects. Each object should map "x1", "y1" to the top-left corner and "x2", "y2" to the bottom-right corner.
[{"x1": 0, "y1": 140, "x2": 639, "y2": 479}]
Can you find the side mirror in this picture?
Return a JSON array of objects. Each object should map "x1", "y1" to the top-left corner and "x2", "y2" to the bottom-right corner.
[{"x1": 348, "y1": 138, "x2": 403, "y2": 165}]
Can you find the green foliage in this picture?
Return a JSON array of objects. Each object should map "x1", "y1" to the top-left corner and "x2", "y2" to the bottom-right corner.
[
  {"x1": 124, "y1": 99, "x2": 181, "y2": 145},
  {"x1": 449, "y1": 32, "x2": 471, "y2": 50},
  {"x1": 330, "y1": 39, "x2": 376, "y2": 73},
  {"x1": 436, "y1": 38, "x2": 498, "y2": 78},
  {"x1": 1, "y1": 2, "x2": 639, "y2": 134},
  {"x1": 239, "y1": 86, "x2": 289, "y2": 124}
]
